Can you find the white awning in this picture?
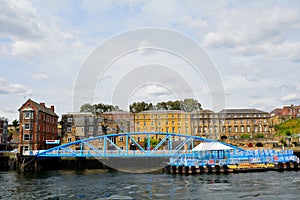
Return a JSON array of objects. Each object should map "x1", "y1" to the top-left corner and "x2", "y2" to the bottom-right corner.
[{"x1": 192, "y1": 142, "x2": 233, "y2": 151}]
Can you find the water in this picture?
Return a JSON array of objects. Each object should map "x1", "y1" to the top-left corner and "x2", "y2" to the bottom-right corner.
[{"x1": 0, "y1": 170, "x2": 299, "y2": 200}]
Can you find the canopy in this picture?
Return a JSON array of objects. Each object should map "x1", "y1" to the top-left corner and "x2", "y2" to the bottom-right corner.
[{"x1": 192, "y1": 142, "x2": 233, "y2": 151}]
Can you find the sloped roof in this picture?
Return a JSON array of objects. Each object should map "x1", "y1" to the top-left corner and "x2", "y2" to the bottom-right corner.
[
  {"x1": 218, "y1": 108, "x2": 268, "y2": 114},
  {"x1": 19, "y1": 99, "x2": 58, "y2": 117},
  {"x1": 192, "y1": 142, "x2": 233, "y2": 151}
]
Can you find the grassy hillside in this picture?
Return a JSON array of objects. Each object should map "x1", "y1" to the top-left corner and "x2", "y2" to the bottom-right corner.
[{"x1": 274, "y1": 118, "x2": 300, "y2": 136}]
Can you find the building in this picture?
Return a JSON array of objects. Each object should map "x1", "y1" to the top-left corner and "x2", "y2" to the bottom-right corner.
[
  {"x1": 0, "y1": 117, "x2": 8, "y2": 144},
  {"x1": 190, "y1": 110, "x2": 220, "y2": 140},
  {"x1": 61, "y1": 112, "x2": 102, "y2": 144},
  {"x1": 19, "y1": 99, "x2": 58, "y2": 154},
  {"x1": 280, "y1": 104, "x2": 300, "y2": 119},
  {"x1": 134, "y1": 110, "x2": 191, "y2": 134},
  {"x1": 101, "y1": 111, "x2": 134, "y2": 134},
  {"x1": 218, "y1": 109, "x2": 270, "y2": 139}
]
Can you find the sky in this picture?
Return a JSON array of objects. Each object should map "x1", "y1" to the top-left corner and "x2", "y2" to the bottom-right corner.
[{"x1": 1, "y1": 0, "x2": 300, "y2": 122}]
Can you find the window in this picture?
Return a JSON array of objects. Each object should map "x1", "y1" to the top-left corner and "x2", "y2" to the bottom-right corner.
[
  {"x1": 24, "y1": 146, "x2": 29, "y2": 152},
  {"x1": 24, "y1": 112, "x2": 32, "y2": 119},
  {"x1": 119, "y1": 136, "x2": 124, "y2": 142},
  {"x1": 67, "y1": 127, "x2": 72, "y2": 132},
  {"x1": 67, "y1": 117, "x2": 72, "y2": 123},
  {"x1": 234, "y1": 126, "x2": 238, "y2": 133},
  {"x1": 67, "y1": 137, "x2": 72, "y2": 142},
  {"x1": 137, "y1": 137, "x2": 140, "y2": 142},
  {"x1": 166, "y1": 127, "x2": 169, "y2": 133},
  {"x1": 23, "y1": 134, "x2": 30, "y2": 141},
  {"x1": 228, "y1": 126, "x2": 232, "y2": 132},
  {"x1": 172, "y1": 127, "x2": 175, "y2": 133},
  {"x1": 241, "y1": 126, "x2": 245, "y2": 133},
  {"x1": 247, "y1": 126, "x2": 251, "y2": 133},
  {"x1": 24, "y1": 123, "x2": 30, "y2": 130},
  {"x1": 172, "y1": 121, "x2": 175, "y2": 125}
]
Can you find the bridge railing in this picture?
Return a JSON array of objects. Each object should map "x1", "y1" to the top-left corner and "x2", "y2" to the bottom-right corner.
[{"x1": 37, "y1": 149, "x2": 193, "y2": 157}]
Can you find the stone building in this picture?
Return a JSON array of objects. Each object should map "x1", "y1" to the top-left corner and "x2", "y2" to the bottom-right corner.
[
  {"x1": 0, "y1": 117, "x2": 8, "y2": 144},
  {"x1": 218, "y1": 109, "x2": 270, "y2": 139},
  {"x1": 61, "y1": 112, "x2": 102, "y2": 144},
  {"x1": 190, "y1": 109, "x2": 220, "y2": 140},
  {"x1": 18, "y1": 99, "x2": 58, "y2": 154}
]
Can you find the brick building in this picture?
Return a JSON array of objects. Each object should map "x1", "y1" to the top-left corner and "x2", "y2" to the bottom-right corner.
[{"x1": 19, "y1": 99, "x2": 58, "y2": 154}]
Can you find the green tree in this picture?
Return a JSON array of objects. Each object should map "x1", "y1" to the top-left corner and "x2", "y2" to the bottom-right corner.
[
  {"x1": 12, "y1": 119, "x2": 19, "y2": 132},
  {"x1": 80, "y1": 103, "x2": 94, "y2": 112},
  {"x1": 130, "y1": 102, "x2": 151, "y2": 113},
  {"x1": 143, "y1": 137, "x2": 160, "y2": 149},
  {"x1": 181, "y1": 99, "x2": 202, "y2": 112}
]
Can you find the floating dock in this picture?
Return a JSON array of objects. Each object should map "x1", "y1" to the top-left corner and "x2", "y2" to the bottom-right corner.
[{"x1": 167, "y1": 142, "x2": 300, "y2": 175}]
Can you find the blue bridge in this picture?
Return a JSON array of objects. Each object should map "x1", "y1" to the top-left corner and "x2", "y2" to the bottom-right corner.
[{"x1": 36, "y1": 132, "x2": 240, "y2": 158}]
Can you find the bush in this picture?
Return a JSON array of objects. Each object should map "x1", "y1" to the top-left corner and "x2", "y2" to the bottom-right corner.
[{"x1": 240, "y1": 134, "x2": 251, "y2": 139}]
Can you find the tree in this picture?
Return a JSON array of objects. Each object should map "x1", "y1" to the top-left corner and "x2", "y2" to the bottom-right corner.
[
  {"x1": 130, "y1": 102, "x2": 151, "y2": 113},
  {"x1": 80, "y1": 103, "x2": 94, "y2": 112},
  {"x1": 180, "y1": 99, "x2": 202, "y2": 112},
  {"x1": 80, "y1": 103, "x2": 122, "y2": 114},
  {"x1": 12, "y1": 119, "x2": 19, "y2": 132}
]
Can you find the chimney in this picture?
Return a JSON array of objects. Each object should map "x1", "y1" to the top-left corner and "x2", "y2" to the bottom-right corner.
[
  {"x1": 50, "y1": 105, "x2": 55, "y2": 112},
  {"x1": 40, "y1": 102, "x2": 45, "y2": 107}
]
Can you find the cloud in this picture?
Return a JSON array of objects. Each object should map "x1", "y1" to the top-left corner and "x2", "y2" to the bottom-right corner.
[
  {"x1": 202, "y1": 4, "x2": 300, "y2": 61},
  {"x1": 0, "y1": 77, "x2": 33, "y2": 95},
  {"x1": 281, "y1": 93, "x2": 300, "y2": 102},
  {"x1": 0, "y1": 0, "x2": 43, "y2": 40},
  {"x1": 32, "y1": 73, "x2": 48, "y2": 80}
]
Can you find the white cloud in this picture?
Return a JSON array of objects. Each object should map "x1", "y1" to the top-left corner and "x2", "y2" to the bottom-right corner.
[
  {"x1": 11, "y1": 40, "x2": 40, "y2": 57},
  {"x1": 281, "y1": 93, "x2": 300, "y2": 102},
  {"x1": 32, "y1": 73, "x2": 48, "y2": 80},
  {"x1": 202, "y1": 4, "x2": 300, "y2": 61},
  {"x1": 0, "y1": 77, "x2": 33, "y2": 95}
]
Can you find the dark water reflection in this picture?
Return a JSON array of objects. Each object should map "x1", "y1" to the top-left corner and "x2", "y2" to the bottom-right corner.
[{"x1": 0, "y1": 170, "x2": 299, "y2": 199}]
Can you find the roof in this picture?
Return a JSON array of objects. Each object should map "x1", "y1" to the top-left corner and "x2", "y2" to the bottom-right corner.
[
  {"x1": 192, "y1": 142, "x2": 233, "y2": 151},
  {"x1": 19, "y1": 99, "x2": 58, "y2": 117},
  {"x1": 139, "y1": 110, "x2": 188, "y2": 114},
  {"x1": 218, "y1": 109, "x2": 268, "y2": 114}
]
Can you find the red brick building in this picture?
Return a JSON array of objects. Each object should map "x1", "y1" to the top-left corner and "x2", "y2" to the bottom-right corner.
[{"x1": 18, "y1": 99, "x2": 58, "y2": 154}]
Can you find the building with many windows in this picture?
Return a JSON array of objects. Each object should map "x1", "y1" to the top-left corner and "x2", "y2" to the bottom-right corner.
[
  {"x1": 218, "y1": 109, "x2": 270, "y2": 139},
  {"x1": 18, "y1": 99, "x2": 58, "y2": 154},
  {"x1": 61, "y1": 112, "x2": 102, "y2": 144},
  {"x1": 134, "y1": 110, "x2": 191, "y2": 134},
  {"x1": 0, "y1": 117, "x2": 8, "y2": 144},
  {"x1": 190, "y1": 110, "x2": 220, "y2": 140}
]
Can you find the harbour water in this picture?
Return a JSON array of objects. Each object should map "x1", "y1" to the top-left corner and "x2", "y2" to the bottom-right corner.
[{"x1": 0, "y1": 170, "x2": 299, "y2": 199}]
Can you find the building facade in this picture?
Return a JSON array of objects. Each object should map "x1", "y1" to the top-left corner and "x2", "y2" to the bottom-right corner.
[
  {"x1": 190, "y1": 110, "x2": 221, "y2": 140},
  {"x1": 19, "y1": 99, "x2": 58, "y2": 154},
  {"x1": 101, "y1": 111, "x2": 134, "y2": 134},
  {"x1": 218, "y1": 109, "x2": 270, "y2": 139},
  {"x1": 0, "y1": 117, "x2": 8, "y2": 144},
  {"x1": 61, "y1": 112, "x2": 102, "y2": 144}
]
